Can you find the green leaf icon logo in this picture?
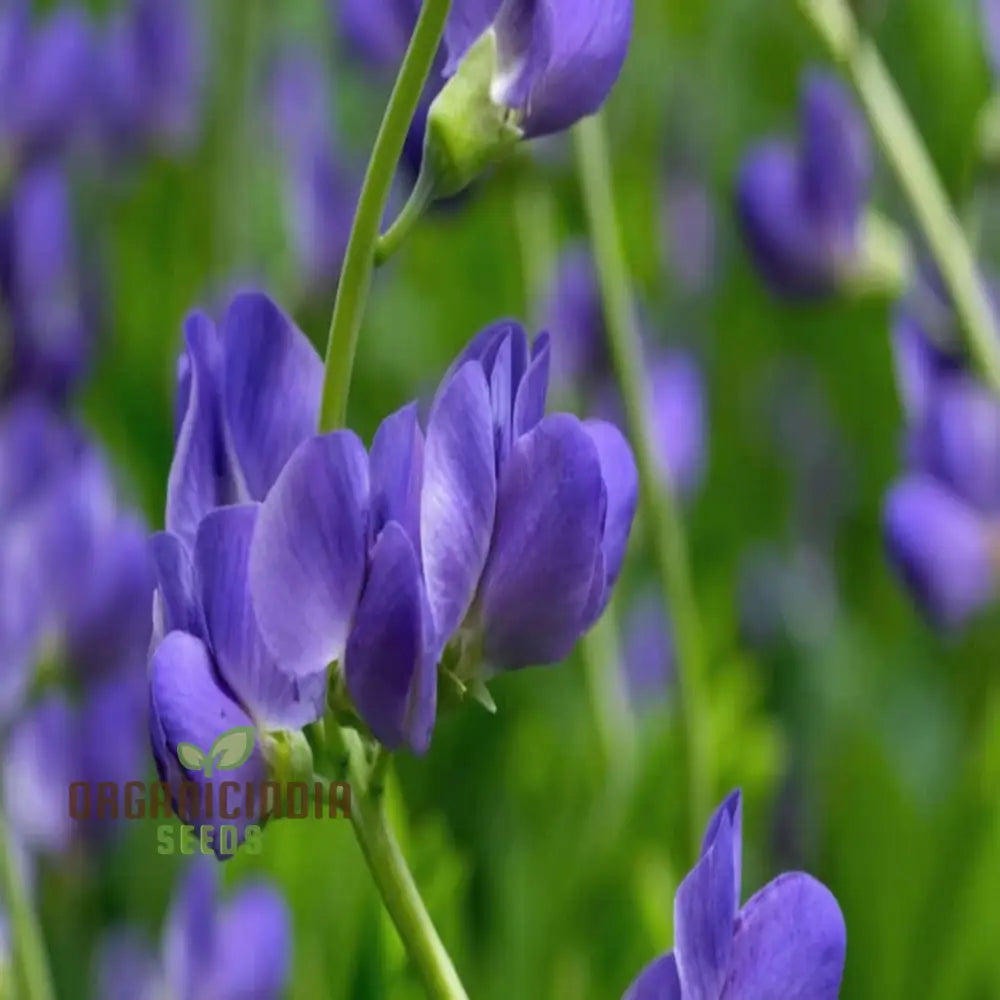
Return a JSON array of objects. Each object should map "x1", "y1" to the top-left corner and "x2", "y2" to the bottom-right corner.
[
  {"x1": 207, "y1": 726, "x2": 256, "y2": 775},
  {"x1": 177, "y1": 742, "x2": 207, "y2": 771}
]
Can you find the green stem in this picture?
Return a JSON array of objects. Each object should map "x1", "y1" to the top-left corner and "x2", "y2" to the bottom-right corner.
[
  {"x1": 319, "y1": 0, "x2": 453, "y2": 431},
  {"x1": 573, "y1": 113, "x2": 712, "y2": 859},
  {"x1": 796, "y1": 0, "x2": 1000, "y2": 395},
  {"x1": 0, "y1": 812, "x2": 55, "y2": 1000},
  {"x1": 374, "y1": 165, "x2": 438, "y2": 265},
  {"x1": 320, "y1": 726, "x2": 468, "y2": 1000}
]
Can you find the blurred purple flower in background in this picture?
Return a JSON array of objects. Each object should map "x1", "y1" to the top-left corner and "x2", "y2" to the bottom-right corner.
[
  {"x1": 0, "y1": 3, "x2": 94, "y2": 166},
  {"x1": 1, "y1": 163, "x2": 94, "y2": 402},
  {"x1": 98, "y1": 0, "x2": 204, "y2": 153},
  {"x1": 266, "y1": 50, "x2": 357, "y2": 290},
  {"x1": 662, "y1": 174, "x2": 718, "y2": 297},
  {"x1": 544, "y1": 245, "x2": 708, "y2": 498},
  {"x1": 737, "y1": 71, "x2": 872, "y2": 299},
  {"x1": 0, "y1": 397, "x2": 154, "y2": 855},
  {"x1": 623, "y1": 790, "x2": 846, "y2": 1000},
  {"x1": 883, "y1": 275, "x2": 1000, "y2": 629},
  {"x1": 97, "y1": 861, "x2": 291, "y2": 1000},
  {"x1": 621, "y1": 589, "x2": 675, "y2": 710}
]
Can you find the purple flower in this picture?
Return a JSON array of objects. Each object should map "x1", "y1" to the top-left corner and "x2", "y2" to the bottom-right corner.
[
  {"x1": 266, "y1": 51, "x2": 357, "y2": 289},
  {"x1": 442, "y1": 0, "x2": 634, "y2": 139},
  {"x1": 97, "y1": 862, "x2": 291, "y2": 1000},
  {"x1": 166, "y1": 292, "x2": 323, "y2": 550},
  {"x1": 248, "y1": 320, "x2": 638, "y2": 752},
  {"x1": 662, "y1": 175, "x2": 717, "y2": 296},
  {"x1": 336, "y1": 0, "x2": 420, "y2": 72},
  {"x1": 623, "y1": 791, "x2": 846, "y2": 1000},
  {"x1": 543, "y1": 243, "x2": 609, "y2": 389},
  {"x1": 98, "y1": 0, "x2": 204, "y2": 153},
  {"x1": 595, "y1": 351, "x2": 707, "y2": 499},
  {"x1": 248, "y1": 409, "x2": 433, "y2": 752},
  {"x1": 1, "y1": 4, "x2": 95, "y2": 164},
  {"x1": 737, "y1": 71, "x2": 871, "y2": 299},
  {"x1": 621, "y1": 590, "x2": 674, "y2": 710},
  {"x1": 883, "y1": 474, "x2": 996, "y2": 629},
  {"x1": 2, "y1": 163, "x2": 94, "y2": 401}
]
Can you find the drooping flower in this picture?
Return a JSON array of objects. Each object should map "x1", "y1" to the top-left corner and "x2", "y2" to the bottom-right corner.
[
  {"x1": 98, "y1": 0, "x2": 204, "y2": 153},
  {"x1": 737, "y1": 71, "x2": 871, "y2": 299},
  {"x1": 266, "y1": 50, "x2": 357, "y2": 290},
  {"x1": 623, "y1": 790, "x2": 846, "y2": 1000},
  {"x1": 440, "y1": 0, "x2": 634, "y2": 141},
  {"x1": 97, "y1": 861, "x2": 291, "y2": 1000}
]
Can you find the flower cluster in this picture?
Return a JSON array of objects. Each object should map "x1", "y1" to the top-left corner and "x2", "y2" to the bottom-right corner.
[
  {"x1": 623, "y1": 791, "x2": 846, "y2": 1000},
  {"x1": 97, "y1": 860, "x2": 290, "y2": 1000},
  {"x1": 737, "y1": 72, "x2": 872, "y2": 299},
  {"x1": 150, "y1": 291, "x2": 639, "y2": 837}
]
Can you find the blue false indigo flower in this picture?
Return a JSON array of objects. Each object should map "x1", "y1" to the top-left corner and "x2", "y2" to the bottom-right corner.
[
  {"x1": 621, "y1": 590, "x2": 674, "y2": 711},
  {"x1": 248, "y1": 320, "x2": 638, "y2": 750},
  {"x1": 2, "y1": 163, "x2": 93, "y2": 401},
  {"x1": 401, "y1": 0, "x2": 634, "y2": 205},
  {"x1": 98, "y1": 861, "x2": 291, "y2": 1000},
  {"x1": 737, "y1": 72, "x2": 872, "y2": 299},
  {"x1": 543, "y1": 243, "x2": 609, "y2": 390},
  {"x1": 623, "y1": 790, "x2": 846, "y2": 1000},
  {"x1": 266, "y1": 52, "x2": 357, "y2": 290},
  {"x1": 1, "y1": 4, "x2": 95, "y2": 164},
  {"x1": 99, "y1": 0, "x2": 204, "y2": 153},
  {"x1": 150, "y1": 506, "x2": 325, "y2": 847},
  {"x1": 883, "y1": 475, "x2": 996, "y2": 630},
  {"x1": 166, "y1": 291, "x2": 323, "y2": 549}
]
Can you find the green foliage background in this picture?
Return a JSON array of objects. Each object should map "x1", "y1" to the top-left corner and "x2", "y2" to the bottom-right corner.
[{"x1": 23, "y1": 0, "x2": 1000, "y2": 997}]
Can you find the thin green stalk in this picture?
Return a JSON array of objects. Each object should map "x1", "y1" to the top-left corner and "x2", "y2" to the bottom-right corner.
[
  {"x1": 320, "y1": 724, "x2": 468, "y2": 1000},
  {"x1": 573, "y1": 113, "x2": 711, "y2": 859},
  {"x1": 374, "y1": 166, "x2": 437, "y2": 265},
  {"x1": 320, "y1": 0, "x2": 452, "y2": 431},
  {"x1": 0, "y1": 812, "x2": 54, "y2": 1000},
  {"x1": 796, "y1": 0, "x2": 1000, "y2": 395}
]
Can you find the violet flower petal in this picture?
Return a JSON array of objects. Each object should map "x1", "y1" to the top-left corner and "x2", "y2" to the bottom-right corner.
[
  {"x1": 197, "y1": 504, "x2": 326, "y2": 729},
  {"x1": 721, "y1": 872, "x2": 846, "y2": 1000},
  {"x1": 250, "y1": 432, "x2": 369, "y2": 677},
  {"x1": 479, "y1": 413, "x2": 605, "y2": 667},
  {"x1": 345, "y1": 521, "x2": 435, "y2": 753},
  {"x1": 221, "y1": 292, "x2": 323, "y2": 501},
  {"x1": 421, "y1": 361, "x2": 496, "y2": 645}
]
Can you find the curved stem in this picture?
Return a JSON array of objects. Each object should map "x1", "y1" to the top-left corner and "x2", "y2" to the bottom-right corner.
[
  {"x1": 375, "y1": 165, "x2": 438, "y2": 265},
  {"x1": 320, "y1": 724, "x2": 468, "y2": 1000},
  {"x1": 0, "y1": 811, "x2": 55, "y2": 1000},
  {"x1": 573, "y1": 114, "x2": 712, "y2": 859},
  {"x1": 319, "y1": 0, "x2": 453, "y2": 431},
  {"x1": 796, "y1": 0, "x2": 1000, "y2": 395}
]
